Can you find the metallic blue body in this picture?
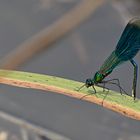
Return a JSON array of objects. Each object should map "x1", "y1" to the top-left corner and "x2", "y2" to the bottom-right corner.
[{"x1": 84, "y1": 18, "x2": 140, "y2": 99}]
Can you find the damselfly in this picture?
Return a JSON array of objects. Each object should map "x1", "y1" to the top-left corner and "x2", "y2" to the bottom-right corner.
[{"x1": 79, "y1": 18, "x2": 140, "y2": 99}]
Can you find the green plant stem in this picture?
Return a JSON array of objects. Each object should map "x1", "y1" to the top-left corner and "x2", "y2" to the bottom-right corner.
[{"x1": 0, "y1": 69, "x2": 140, "y2": 120}]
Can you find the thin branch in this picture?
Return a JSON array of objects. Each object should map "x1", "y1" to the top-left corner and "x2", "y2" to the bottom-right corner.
[
  {"x1": 0, "y1": 110, "x2": 70, "y2": 140},
  {"x1": 1, "y1": 0, "x2": 104, "y2": 69}
]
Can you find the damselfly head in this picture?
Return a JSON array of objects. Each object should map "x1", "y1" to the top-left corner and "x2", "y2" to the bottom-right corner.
[
  {"x1": 77, "y1": 78, "x2": 94, "y2": 91},
  {"x1": 85, "y1": 78, "x2": 94, "y2": 87}
]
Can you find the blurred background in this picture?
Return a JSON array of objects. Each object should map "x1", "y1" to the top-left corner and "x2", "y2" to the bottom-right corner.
[{"x1": 0, "y1": 0, "x2": 140, "y2": 140}]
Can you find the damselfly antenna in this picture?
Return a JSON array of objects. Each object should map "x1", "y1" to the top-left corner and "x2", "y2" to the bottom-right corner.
[{"x1": 77, "y1": 84, "x2": 86, "y2": 91}]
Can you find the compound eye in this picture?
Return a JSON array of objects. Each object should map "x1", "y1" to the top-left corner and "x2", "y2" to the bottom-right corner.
[
  {"x1": 89, "y1": 80, "x2": 92, "y2": 85},
  {"x1": 86, "y1": 79, "x2": 92, "y2": 86}
]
